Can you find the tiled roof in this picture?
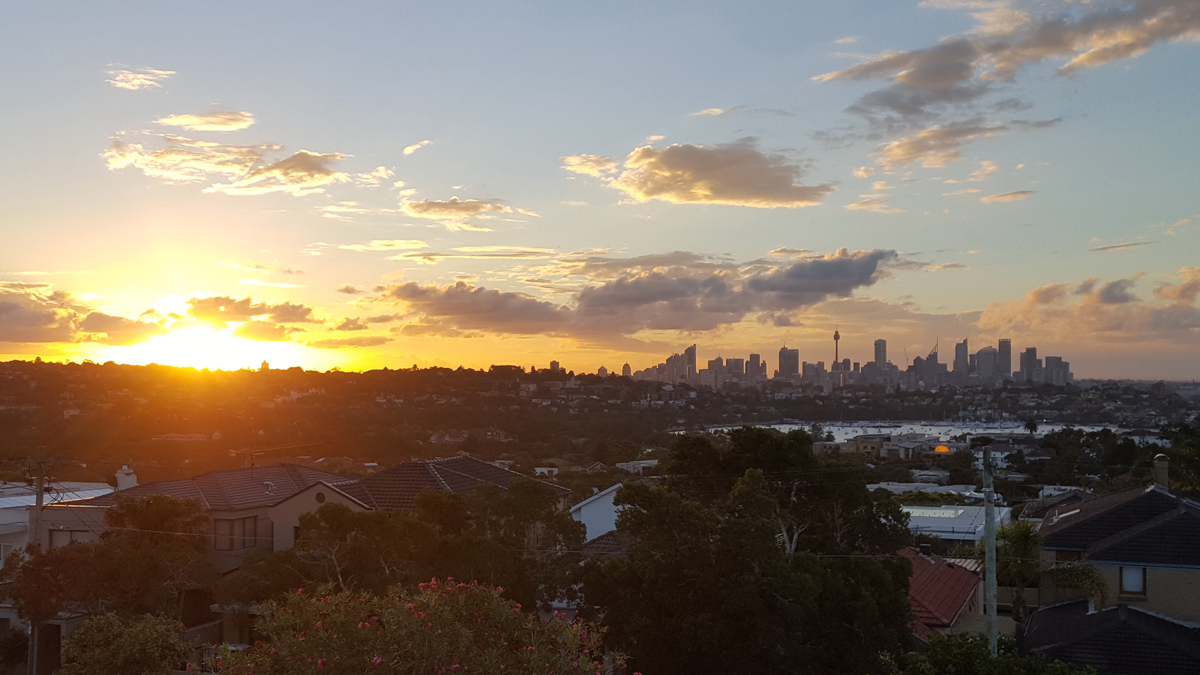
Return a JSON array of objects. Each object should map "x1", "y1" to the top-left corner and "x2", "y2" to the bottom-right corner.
[
  {"x1": 1022, "y1": 490, "x2": 1094, "y2": 521},
  {"x1": 1040, "y1": 485, "x2": 1200, "y2": 566},
  {"x1": 582, "y1": 530, "x2": 626, "y2": 557},
  {"x1": 1023, "y1": 600, "x2": 1200, "y2": 675},
  {"x1": 897, "y1": 547, "x2": 980, "y2": 629},
  {"x1": 360, "y1": 455, "x2": 570, "y2": 511},
  {"x1": 70, "y1": 464, "x2": 351, "y2": 511}
]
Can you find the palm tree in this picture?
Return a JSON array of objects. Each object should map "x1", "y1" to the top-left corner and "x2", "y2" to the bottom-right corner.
[
  {"x1": 1024, "y1": 419, "x2": 1039, "y2": 435},
  {"x1": 977, "y1": 520, "x2": 1106, "y2": 622}
]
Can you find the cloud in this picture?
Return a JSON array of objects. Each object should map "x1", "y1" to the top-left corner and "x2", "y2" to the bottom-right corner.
[
  {"x1": 375, "y1": 248, "x2": 897, "y2": 343},
  {"x1": 1155, "y1": 268, "x2": 1200, "y2": 305},
  {"x1": 854, "y1": 166, "x2": 875, "y2": 178},
  {"x1": 106, "y1": 67, "x2": 174, "y2": 90},
  {"x1": 980, "y1": 190, "x2": 1033, "y2": 203},
  {"x1": 845, "y1": 198, "x2": 902, "y2": 214},
  {"x1": 399, "y1": 197, "x2": 530, "y2": 231},
  {"x1": 878, "y1": 122, "x2": 1006, "y2": 168},
  {"x1": 835, "y1": 36, "x2": 859, "y2": 45},
  {"x1": 336, "y1": 285, "x2": 364, "y2": 295},
  {"x1": 205, "y1": 150, "x2": 349, "y2": 196},
  {"x1": 308, "y1": 336, "x2": 393, "y2": 349},
  {"x1": 945, "y1": 188, "x2": 982, "y2": 195},
  {"x1": 186, "y1": 296, "x2": 320, "y2": 324},
  {"x1": 1089, "y1": 241, "x2": 1153, "y2": 252},
  {"x1": 691, "y1": 107, "x2": 735, "y2": 116},
  {"x1": 337, "y1": 240, "x2": 428, "y2": 252},
  {"x1": 238, "y1": 279, "x2": 302, "y2": 288},
  {"x1": 333, "y1": 317, "x2": 368, "y2": 331},
  {"x1": 567, "y1": 138, "x2": 835, "y2": 208},
  {"x1": 76, "y1": 312, "x2": 163, "y2": 346},
  {"x1": 967, "y1": 160, "x2": 998, "y2": 181},
  {"x1": 391, "y1": 246, "x2": 558, "y2": 265},
  {"x1": 104, "y1": 136, "x2": 277, "y2": 183},
  {"x1": 233, "y1": 321, "x2": 304, "y2": 342},
  {"x1": 561, "y1": 154, "x2": 618, "y2": 178},
  {"x1": 0, "y1": 287, "x2": 78, "y2": 343},
  {"x1": 978, "y1": 271, "x2": 1200, "y2": 346},
  {"x1": 155, "y1": 108, "x2": 256, "y2": 131},
  {"x1": 403, "y1": 140, "x2": 432, "y2": 155}
]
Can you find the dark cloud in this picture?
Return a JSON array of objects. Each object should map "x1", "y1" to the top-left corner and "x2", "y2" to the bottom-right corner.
[
  {"x1": 0, "y1": 288, "x2": 75, "y2": 343},
  {"x1": 307, "y1": 336, "x2": 393, "y2": 349},
  {"x1": 186, "y1": 296, "x2": 319, "y2": 324},
  {"x1": 336, "y1": 285, "x2": 364, "y2": 295},
  {"x1": 376, "y1": 248, "x2": 897, "y2": 343},
  {"x1": 1090, "y1": 241, "x2": 1153, "y2": 252},
  {"x1": 333, "y1": 317, "x2": 368, "y2": 331},
  {"x1": 232, "y1": 321, "x2": 305, "y2": 342},
  {"x1": 77, "y1": 312, "x2": 163, "y2": 346},
  {"x1": 1096, "y1": 279, "x2": 1139, "y2": 305}
]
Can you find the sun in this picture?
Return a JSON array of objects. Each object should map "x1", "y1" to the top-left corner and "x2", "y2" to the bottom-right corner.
[{"x1": 103, "y1": 325, "x2": 313, "y2": 371}]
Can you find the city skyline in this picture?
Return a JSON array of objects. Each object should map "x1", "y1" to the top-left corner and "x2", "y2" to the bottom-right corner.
[{"x1": 2, "y1": 2, "x2": 1200, "y2": 379}]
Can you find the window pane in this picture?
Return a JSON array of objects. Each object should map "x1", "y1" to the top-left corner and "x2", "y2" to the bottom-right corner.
[
  {"x1": 49, "y1": 530, "x2": 71, "y2": 549},
  {"x1": 243, "y1": 517, "x2": 256, "y2": 549},
  {"x1": 215, "y1": 519, "x2": 233, "y2": 551},
  {"x1": 1121, "y1": 567, "x2": 1145, "y2": 594}
]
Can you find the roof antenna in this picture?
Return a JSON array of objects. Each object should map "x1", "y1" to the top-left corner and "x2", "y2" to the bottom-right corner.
[{"x1": 263, "y1": 481, "x2": 275, "y2": 495}]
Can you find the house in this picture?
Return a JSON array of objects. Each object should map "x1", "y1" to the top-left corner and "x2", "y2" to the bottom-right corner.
[
  {"x1": 37, "y1": 464, "x2": 364, "y2": 574},
  {"x1": 869, "y1": 483, "x2": 984, "y2": 503},
  {"x1": 615, "y1": 459, "x2": 659, "y2": 475},
  {"x1": 570, "y1": 483, "x2": 622, "y2": 541},
  {"x1": 0, "y1": 480, "x2": 112, "y2": 566},
  {"x1": 898, "y1": 546, "x2": 982, "y2": 641},
  {"x1": 355, "y1": 455, "x2": 572, "y2": 511},
  {"x1": 1019, "y1": 489, "x2": 1094, "y2": 524},
  {"x1": 902, "y1": 504, "x2": 1012, "y2": 543},
  {"x1": 847, "y1": 434, "x2": 891, "y2": 455},
  {"x1": 1037, "y1": 457, "x2": 1200, "y2": 622},
  {"x1": 1021, "y1": 600, "x2": 1200, "y2": 675}
]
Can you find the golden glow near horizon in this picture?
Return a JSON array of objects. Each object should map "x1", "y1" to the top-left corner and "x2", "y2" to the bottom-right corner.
[{"x1": 103, "y1": 325, "x2": 313, "y2": 371}]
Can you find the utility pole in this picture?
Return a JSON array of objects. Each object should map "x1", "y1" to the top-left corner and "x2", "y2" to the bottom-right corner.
[
  {"x1": 28, "y1": 446, "x2": 45, "y2": 675},
  {"x1": 983, "y1": 445, "x2": 998, "y2": 657}
]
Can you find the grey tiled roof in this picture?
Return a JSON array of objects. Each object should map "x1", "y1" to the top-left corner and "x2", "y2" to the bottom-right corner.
[
  {"x1": 1023, "y1": 600, "x2": 1200, "y2": 675},
  {"x1": 72, "y1": 464, "x2": 352, "y2": 511},
  {"x1": 1041, "y1": 485, "x2": 1200, "y2": 567},
  {"x1": 360, "y1": 455, "x2": 570, "y2": 511}
]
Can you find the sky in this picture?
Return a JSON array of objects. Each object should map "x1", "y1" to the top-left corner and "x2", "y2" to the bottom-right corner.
[{"x1": 1, "y1": 0, "x2": 1199, "y2": 379}]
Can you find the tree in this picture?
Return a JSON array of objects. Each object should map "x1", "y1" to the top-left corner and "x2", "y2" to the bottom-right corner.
[
  {"x1": 224, "y1": 581, "x2": 617, "y2": 675},
  {"x1": 976, "y1": 520, "x2": 1107, "y2": 623},
  {"x1": 583, "y1": 472, "x2": 911, "y2": 675},
  {"x1": 58, "y1": 614, "x2": 193, "y2": 675},
  {"x1": 888, "y1": 633, "x2": 1092, "y2": 675},
  {"x1": 1, "y1": 495, "x2": 213, "y2": 623},
  {"x1": 1025, "y1": 419, "x2": 1039, "y2": 435}
]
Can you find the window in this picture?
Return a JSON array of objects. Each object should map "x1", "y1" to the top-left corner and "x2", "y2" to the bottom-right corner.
[
  {"x1": 1120, "y1": 567, "x2": 1146, "y2": 596},
  {"x1": 48, "y1": 530, "x2": 87, "y2": 549},
  {"x1": 0, "y1": 543, "x2": 13, "y2": 566},
  {"x1": 214, "y1": 517, "x2": 258, "y2": 551}
]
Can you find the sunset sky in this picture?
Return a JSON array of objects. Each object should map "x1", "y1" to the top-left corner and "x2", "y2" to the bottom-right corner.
[{"x1": 2, "y1": 1, "x2": 1199, "y2": 378}]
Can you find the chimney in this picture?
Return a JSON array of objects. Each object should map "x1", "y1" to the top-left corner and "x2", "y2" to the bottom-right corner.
[
  {"x1": 919, "y1": 543, "x2": 932, "y2": 557},
  {"x1": 1154, "y1": 454, "x2": 1169, "y2": 490},
  {"x1": 116, "y1": 465, "x2": 137, "y2": 491}
]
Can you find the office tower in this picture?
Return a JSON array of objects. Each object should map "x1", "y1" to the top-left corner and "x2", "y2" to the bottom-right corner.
[
  {"x1": 748, "y1": 354, "x2": 761, "y2": 380},
  {"x1": 1019, "y1": 347, "x2": 1041, "y2": 382},
  {"x1": 842, "y1": 358, "x2": 850, "y2": 374},
  {"x1": 684, "y1": 344, "x2": 697, "y2": 381},
  {"x1": 621, "y1": 363, "x2": 631, "y2": 377},
  {"x1": 725, "y1": 357, "x2": 745, "y2": 379},
  {"x1": 779, "y1": 347, "x2": 800, "y2": 378},
  {"x1": 976, "y1": 346, "x2": 998, "y2": 382},
  {"x1": 1044, "y1": 356, "x2": 1072, "y2": 386},
  {"x1": 954, "y1": 339, "x2": 969, "y2": 384},
  {"x1": 874, "y1": 339, "x2": 887, "y2": 368},
  {"x1": 597, "y1": 365, "x2": 608, "y2": 377},
  {"x1": 997, "y1": 339, "x2": 1012, "y2": 378},
  {"x1": 549, "y1": 360, "x2": 560, "y2": 372}
]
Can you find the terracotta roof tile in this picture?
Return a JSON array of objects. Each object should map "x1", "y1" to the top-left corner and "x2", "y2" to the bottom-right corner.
[{"x1": 898, "y1": 547, "x2": 980, "y2": 629}]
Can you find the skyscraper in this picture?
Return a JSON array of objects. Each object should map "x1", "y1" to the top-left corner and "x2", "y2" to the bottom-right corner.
[
  {"x1": 1019, "y1": 347, "x2": 1041, "y2": 382},
  {"x1": 997, "y1": 339, "x2": 1012, "y2": 379},
  {"x1": 977, "y1": 346, "x2": 998, "y2": 382},
  {"x1": 748, "y1": 353, "x2": 761, "y2": 380},
  {"x1": 621, "y1": 363, "x2": 631, "y2": 377},
  {"x1": 779, "y1": 346, "x2": 800, "y2": 378},
  {"x1": 874, "y1": 339, "x2": 887, "y2": 368},
  {"x1": 954, "y1": 339, "x2": 969, "y2": 384},
  {"x1": 684, "y1": 344, "x2": 697, "y2": 381}
]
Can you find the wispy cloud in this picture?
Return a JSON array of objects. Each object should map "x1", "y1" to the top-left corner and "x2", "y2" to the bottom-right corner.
[
  {"x1": 980, "y1": 190, "x2": 1033, "y2": 203},
  {"x1": 308, "y1": 336, "x2": 393, "y2": 349},
  {"x1": 155, "y1": 108, "x2": 256, "y2": 131},
  {"x1": 691, "y1": 107, "x2": 733, "y2": 116},
  {"x1": 238, "y1": 279, "x2": 303, "y2": 288},
  {"x1": 403, "y1": 140, "x2": 432, "y2": 155},
  {"x1": 106, "y1": 67, "x2": 174, "y2": 90},
  {"x1": 337, "y1": 240, "x2": 428, "y2": 252},
  {"x1": 1089, "y1": 241, "x2": 1153, "y2": 252}
]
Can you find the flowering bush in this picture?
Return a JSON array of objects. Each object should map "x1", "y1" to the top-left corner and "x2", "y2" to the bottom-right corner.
[{"x1": 224, "y1": 579, "x2": 618, "y2": 675}]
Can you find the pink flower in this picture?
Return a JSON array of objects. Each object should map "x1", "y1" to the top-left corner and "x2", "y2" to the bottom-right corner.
[
  {"x1": 373, "y1": 656, "x2": 384, "y2": 665},
  {"x1": 318, "y1": 658, "x2": 328, "y2": 669}
]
